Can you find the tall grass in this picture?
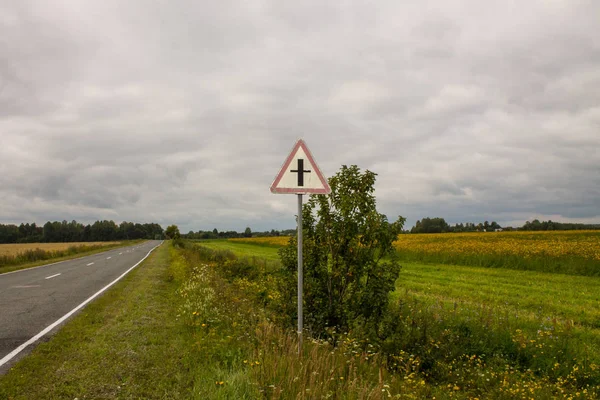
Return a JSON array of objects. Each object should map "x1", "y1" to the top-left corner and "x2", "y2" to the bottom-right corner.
[
  {"x1": 178, "y1": 245, "x2": 412, "y2": 399},
  {"x1": 0, "y1": 243, "x2": 121, "y2": 268},
  {"x1": 184, "y1": 242, "x2": 600, "y2": 398}
]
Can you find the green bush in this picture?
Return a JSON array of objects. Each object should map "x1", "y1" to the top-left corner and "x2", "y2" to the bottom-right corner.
[{"x1": 279, "y1": 165, "x2": 406, "y2": 341}]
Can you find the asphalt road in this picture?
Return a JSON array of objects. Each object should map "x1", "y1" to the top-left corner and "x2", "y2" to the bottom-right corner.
[{"x1": 0, "y1": 240, "x2": 162, "y2": 374}]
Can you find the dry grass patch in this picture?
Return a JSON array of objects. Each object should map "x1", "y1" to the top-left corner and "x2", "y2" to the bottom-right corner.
[
  {"x1": 0, "y1": 241, "x2": 139, "y2": 274},
  {"x1": 0, "y1": 242, "x2": 121, "y2": 256}
]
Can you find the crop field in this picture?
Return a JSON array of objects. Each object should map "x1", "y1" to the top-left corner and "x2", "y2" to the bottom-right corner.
[
  {"x1": 198, "y1": 233, "x2": 600, "y2": 397},
  {"x1": 0, "y1": 241, "x2": 128, "y2": 274},
  {"x1": 230, "y1": 236, "x2": 290, "y2": 247},
  {"x1": 395, "y1": 231, "x2": 600, "y2": 260},
  {"x1": 0, "y1": 242, "x2": 120, "y2": 256},
  {"x1": 393, "y1": 231, "x2": 600, "y2": 276},
  {"x1": 233, "y1": 231, "x2": 600, "y2": 276},
  {"x1": 204, "y1": 236, "x2": 600, "y2": 332}
]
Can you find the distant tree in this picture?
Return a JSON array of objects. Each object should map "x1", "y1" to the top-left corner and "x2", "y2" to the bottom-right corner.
[
  {"x1": 0, "y1": 220, "x2": 163, "y2": 243},
  {"x1": 89, "y1": 220, "x2": 118, "y2": 241},
  {"x1": 0, "y1": 224, "x2": 19, "y2": 243},
  {"x1": 244, "y1": 227, "x2": 252, "y2": 238},
  {"x1": 43, "y1": 221, "x2": 55, "y2": 242},
  {"x1": 83, "y1": 224, "x2": 92, "y2": 241},
  {"x1": 165, "y1": 225, "x2": 181, "y2": 240},
  {"x1": 411, "y1": 217, "x2": 449, "y2": 233}
]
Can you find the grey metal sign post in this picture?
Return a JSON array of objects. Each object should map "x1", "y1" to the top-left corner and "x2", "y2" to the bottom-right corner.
[
  {"x1": 270, "y1": 139, "x2": 331, "y2": 355},
  {"x1": 297, "y1": 193, "x2": 303, "y2": 353}
]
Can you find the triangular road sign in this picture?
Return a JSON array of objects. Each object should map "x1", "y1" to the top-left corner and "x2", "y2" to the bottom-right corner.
[{"x1": 271, "y1": 139, "x2": 331, "y2": 194}]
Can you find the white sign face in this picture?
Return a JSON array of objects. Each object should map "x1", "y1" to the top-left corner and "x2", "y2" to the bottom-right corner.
[{"x1": 270, "y1": 139, "x2": 331, "y2": 194}]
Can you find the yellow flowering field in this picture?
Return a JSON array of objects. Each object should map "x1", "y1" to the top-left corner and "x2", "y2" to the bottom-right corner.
[
  {"x1": 232, "y1": 231, "x2": 600, "y2": 261},
  {"x1": 393, "y1": 231, "x2": 600, "y2": 260},
  {"x1": 230, "y1": 230, "x2": 600, "y2": 275},
  {"x1": 393, "y1": 230, "x2": 600, "y2": 276}
]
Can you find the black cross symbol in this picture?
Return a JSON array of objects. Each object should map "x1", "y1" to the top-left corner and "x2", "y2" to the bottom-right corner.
[{"x1": 290, "y1": 159, "x2": 311, "y2": 186}]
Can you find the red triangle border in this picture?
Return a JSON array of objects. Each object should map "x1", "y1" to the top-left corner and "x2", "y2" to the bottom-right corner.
[{"x1": 270, "y1": 139, "x2": 331, "y2": 194}]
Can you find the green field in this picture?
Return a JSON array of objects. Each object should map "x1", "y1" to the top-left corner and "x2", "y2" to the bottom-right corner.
[
  {"x1": 3, "y1": 238, "x2": 599, "y2": 398},
  {"x1": 198, "y1": 239, "x2": 600, "y2": 345},
  {"x1": 198, "y1": 239, "x2": 282, "y2": 262},
  {"x1": 197, "y1": 238, "x2": 600, "y2": 397},
  {"x1": 199, "y1": 239, "x2": 600, "y2": 331}
]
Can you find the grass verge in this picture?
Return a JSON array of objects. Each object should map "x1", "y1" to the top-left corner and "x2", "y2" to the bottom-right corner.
[
  {"x1": 0, "y1": 242, "x2": 191, "y2": 399},
  {"x1": 190, "y1": 239, "x2": 282, "y2": 262}
]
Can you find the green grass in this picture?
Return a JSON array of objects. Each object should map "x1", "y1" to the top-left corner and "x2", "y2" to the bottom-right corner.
[
  {"x1": 0, "y1": 240, "x2": 145, "y2": 275},
  {"x1": 201, "y1": 240, "x2": 600, "y2": 324},
  {"x1": 195, "y1": 240, "x2": 600, "y2": 383},
  {"x1": 176, "y1": 244, "x2": 434, "y2": 399},
  {"x1": 0, "y1": 243, "x2": 191, "y2": 399},
  {"x1": 192, "y1": 239, "x2": 282, "y2": 262},
  {"x1": 0, "y1": 242, "x2": 263, "y2": 399},
  {"x1": 3, "y1": 239, "x2": 599, "y2": 398},
  {"x1": 196, "y1": 240, "x2": 600, "y2": 330},
  {"x1": 209, "y1": 238, "x2": 600, "y2": 331},
  {"x1": 399, "y1": 261, "x2": 600, "y2": 329},
  {"x1": 196, "y1": 240, "x2": 600, "y2": 339},
  {"x1": 190, "y1": 241, "x2": 600, "y2": 398}
]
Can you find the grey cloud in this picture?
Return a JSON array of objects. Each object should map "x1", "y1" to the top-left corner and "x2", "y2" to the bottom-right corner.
[{"x1": 1, "y1": 0, "x2": 599, "y2": 232}]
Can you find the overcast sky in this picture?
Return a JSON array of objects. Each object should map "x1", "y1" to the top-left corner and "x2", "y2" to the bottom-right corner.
[{"x1": 1, "y1": 0, "x2": 599, "y2": 232}]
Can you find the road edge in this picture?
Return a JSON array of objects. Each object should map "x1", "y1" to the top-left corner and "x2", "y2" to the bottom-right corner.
[{"x1": 0, "y1": 241, "x2": 163, "y2": 369}]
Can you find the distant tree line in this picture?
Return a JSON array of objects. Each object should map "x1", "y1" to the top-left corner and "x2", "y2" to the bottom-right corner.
[
  {"x1": 410, "y1": 217, "x2": 600, "y2": 233},
  {"x1": 0, "y1": 220, "x2": 164, "y2": 244},
  {"x1": 183, "y1": 227, "x2": 298, "y2": 240},
  {"x1": 519, "y1": 219, "x2": 600, "y2": 231},
  {"x1": 411, "y1": 218, "x2": 501, "y2": 233}
]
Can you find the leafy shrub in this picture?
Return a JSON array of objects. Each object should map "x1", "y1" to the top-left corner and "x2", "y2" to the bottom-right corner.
[{"x1": 279, "y1": 165, "x2": 406, "y2": 341}]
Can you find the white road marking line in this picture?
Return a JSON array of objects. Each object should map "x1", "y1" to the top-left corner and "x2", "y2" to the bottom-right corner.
[
  {"x1": 0, "y1": 241, "x2": 163, "y2": 369},
  {"x1": 12, "y1": 285, "x2": 41, "y2": 288},
  {"x1": 106, "y1": 257, "x2": 112, "y2": 260},
  {"x1": 119, "y1": 252, "x2": 123, "y2": 255},
  {"x1": 87, "y1": 262, "x2": 94, "y2": 266},
  {"x1": 45, "y1": 273, "x2": 61, "y2": 280}
]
